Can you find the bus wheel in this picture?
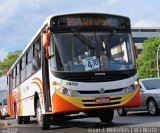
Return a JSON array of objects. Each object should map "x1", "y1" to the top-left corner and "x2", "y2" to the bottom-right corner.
[
  {"x1": 36, "y1": 100, "x2": 50, "y2": 130},
  {"x1": 15, "y1": 105, "x2": 23, "y2": 124},
  {"x1": 117, "y1": 108, "x2": 127, "y2": 116},
  {"x1": 24, "y1": 116, "x2": 30, "y2": 124},
  {"x1": 16, "y1": 114, "x2": 23, "y2": 124},
  {"x1": 99, "y1": 108, "x2": 114, "y2": 123},
  {"x1": 2, "y1": 116, "x2": 5, "y2": 120}
]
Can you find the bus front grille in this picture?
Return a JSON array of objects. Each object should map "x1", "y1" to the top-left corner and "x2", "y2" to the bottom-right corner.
[
  {"x1": 77, "y1": 88, "x2": 123, "y2": 94},
  {"x1": 67, "y1": 75, "x2": 130, "y2": 82}
]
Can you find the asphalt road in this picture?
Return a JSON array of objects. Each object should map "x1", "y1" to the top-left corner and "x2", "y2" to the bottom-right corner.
[{"x1": 1, "y1": 111, "x2": 160, "y2": 133}]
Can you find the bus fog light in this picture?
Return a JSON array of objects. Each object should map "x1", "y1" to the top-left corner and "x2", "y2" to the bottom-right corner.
[
  {"x1": 124, "y1": 87, "x2": 130, "y2": 93},
  {"x1": 69, "y1": 90, "x2": 76, "y2": 97},
  {"x1": 123, "y1": 85, "x2": 136, "y2": 93},
  {"x1": 129, "y1": 85, "x2": 135, "y2": 91},
  {"x1": 62, "y1": 88, "x2": 68, "y2": 95}
]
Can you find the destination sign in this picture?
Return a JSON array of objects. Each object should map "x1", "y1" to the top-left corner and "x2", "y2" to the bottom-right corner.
[
  {"x1": 66, "y1": 17, "x2": 116, "y2": 27},
  {"x1": 57, "y1": 15, "x2": 120, "y2": 27}
]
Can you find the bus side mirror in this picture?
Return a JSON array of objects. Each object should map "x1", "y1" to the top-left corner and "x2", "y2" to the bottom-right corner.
[
  {"x1": 42, "y1": 26, "x2": 50, "y2": 59},
  {"x1": 0, "y1": 102, "x2": 2, "y2": 106},
  {"x1": 134, "y1": 44, "x2": 138, "y2": 59}
]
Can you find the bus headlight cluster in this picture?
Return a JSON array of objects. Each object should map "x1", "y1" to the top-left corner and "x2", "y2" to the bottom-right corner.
[
  {"x1": 58, "y1": 87, "x2": 77, "y2": 97},
  {"x1": 123, "y1": 85, "x2": 136, "y2": 93},
  {"x1": 62, "y1": 88, "x2": 68, "y2": 95}
]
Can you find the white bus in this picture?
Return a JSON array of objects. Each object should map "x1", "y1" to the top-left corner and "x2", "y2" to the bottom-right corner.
[{"x1": 7, "y1": 13, "x2": 140, "y2": 130}]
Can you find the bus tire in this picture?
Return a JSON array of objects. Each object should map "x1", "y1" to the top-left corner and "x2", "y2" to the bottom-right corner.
[
  {"x1": 36, "y1": 99, "x2": 50, "y2": 130},
  {"x1": 15, "y1": 103, "x2": 23, "y2": 124},
  {"x1": 99, "y1": 108, "x2": 114, "y2": 123},
  {"x1": 2, "y1": 116, "x2": 5, "y2": 120},
  {"x1": 17, "y1": 116, "x2": 23, "y2": 124},
  {"x1": 117, "y1": 108, "x2": 127, "y2": 116},
  {"x1": 24, "y1": 116, "x2": 30, "y2": 124},
  {"x1": 14, "y1": 103, "x2": 16, "y2": 118}
]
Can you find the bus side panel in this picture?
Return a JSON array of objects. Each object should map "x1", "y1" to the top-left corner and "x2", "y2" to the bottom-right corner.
[
  {"x1": 6, "y1": 93, "x2": 12, "y2": 116},
  {"x1": 7, "y1": 90, "x2": 18, "y2": 117},
  {"x1": 19, "y1": 96, "x2": 35, "y2": 116},
  {"x1": 17, "y1": 70, "x2": 43, "y2": 116},
  {"x1": 20, "y1": 70, "x2": 44, "y2": 116},
  {"x1": 7, "y1": 75, "x2": 15, "y2": 116},
  {"x1": 12, "y1": 90, "x2": 19, "y2": 116}
]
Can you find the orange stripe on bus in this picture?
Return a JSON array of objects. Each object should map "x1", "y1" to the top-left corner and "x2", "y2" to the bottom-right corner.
[
  {"x1": 31, "y1": 81, "x2": 43, "y2": 93},
  {"x1": 31, "y1": 81, "x2": 44, "y2": 105},
  {"x1": 52, "y1": 93, "x2": 81, "y2": 113},
  {"x1": 123, "y1": 89, "x2": 141, "y2": 107},
  {"x1": 12, "y1": 92, "x2": 18, "y2": 101},
  {"x1": 12, "y1": 95, "x2": 17, "y2": 101},
  {"x1": 11, "y1": 91, "x2": 20, "y2": 116},
  {"x1": 32, "y1": 78, "x2": 44, "y2": 100},
  {"x1": 32, "y1": 77, "x2": 43, "y2": 87}
]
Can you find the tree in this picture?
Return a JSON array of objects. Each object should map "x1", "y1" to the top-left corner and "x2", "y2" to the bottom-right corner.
[
  {"x1": 137, "y1": 37, "x2": 160, "y2": 79},
  {"x1": 0, "y1": 50, "x2": 22, "y2": 76}
]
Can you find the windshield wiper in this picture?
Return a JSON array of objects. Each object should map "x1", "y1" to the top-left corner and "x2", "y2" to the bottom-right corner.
[
  {"x1": 100, "y1": 30, "x2": 115, "y2": 58},
  {"x1": 70, "y1": 29, "x2": 95, "y2": 50},
  {"x1": 101, "y1": 30, "x2": 115, "y2": 47}
]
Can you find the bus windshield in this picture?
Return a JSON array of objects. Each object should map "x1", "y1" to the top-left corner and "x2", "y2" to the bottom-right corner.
[{"x1": 50, "y1": 31, "x2": 135, "y2": 72}]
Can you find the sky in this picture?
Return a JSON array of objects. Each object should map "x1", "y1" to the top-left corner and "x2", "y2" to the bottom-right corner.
[
  {"x1": 0, "y1": 75, "x2": 7, "y2": 90},
  {"x1": 0, "y1": 0, "x2": 160, "y2": 90}
]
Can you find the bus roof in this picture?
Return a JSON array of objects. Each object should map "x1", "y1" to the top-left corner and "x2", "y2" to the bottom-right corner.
[{"x1": 7, "y1": 12, "x2": 129, "y2": 75}]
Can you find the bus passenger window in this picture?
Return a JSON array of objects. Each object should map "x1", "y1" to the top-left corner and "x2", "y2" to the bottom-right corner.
[
  {"x1": 8, "y1": 74, "x2": 13, "y2": 90},
  {"x1": 21, "y1": 56, "x2": 26, "y2": 82},
  {"x1": 12, "y1": 69, "x2": 16, "y2": 88},
  {"x1": 26, "y1": 47, "x2": 33, "y2": 78},
  {"x1": 33, "y1": 41, "x2": 41, "y2": 72},
  {"x1": 16, "y1": 63, "x2": 20, "y2": 86}
]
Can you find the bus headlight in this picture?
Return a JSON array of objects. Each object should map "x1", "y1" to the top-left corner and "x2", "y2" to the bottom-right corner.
[
  {"x1": 57, "y1": 87, "x2": 77, "y2": 97},
  {"x1": 68, "y1": 89, "x2": 76, "y2": 97},
  {"x1": 123, "y1": 87, "x2": 131, "y2": 93},
  {"x1": 129, "y1": 85, "x2": 135, "y2": 91},
  {"x1": 62, "y1": 88, "x2": 68, "y2": 95},
  {"x1": 123, "y1": 85, "x2": 136, "y2": 93}
]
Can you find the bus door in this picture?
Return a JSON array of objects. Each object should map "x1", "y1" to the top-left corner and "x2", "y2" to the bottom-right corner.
[{"x1": 41, "y1": 28, "x2": 51, "y2": 112}]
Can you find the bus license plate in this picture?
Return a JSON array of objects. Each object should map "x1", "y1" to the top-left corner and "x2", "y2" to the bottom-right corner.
[{"x1": 96, "y1": 97, "x2": 110, "y2": 103}]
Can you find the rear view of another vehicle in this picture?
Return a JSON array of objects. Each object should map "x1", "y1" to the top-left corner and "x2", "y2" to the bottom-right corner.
[{"x1": 0, "y1": 98, "x2": 9, "y2": 119}]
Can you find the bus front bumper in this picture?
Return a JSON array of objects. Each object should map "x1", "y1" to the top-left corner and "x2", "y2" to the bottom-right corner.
[{"x1": 52, "y1": 89, "x2": 141, "y2": 113}]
